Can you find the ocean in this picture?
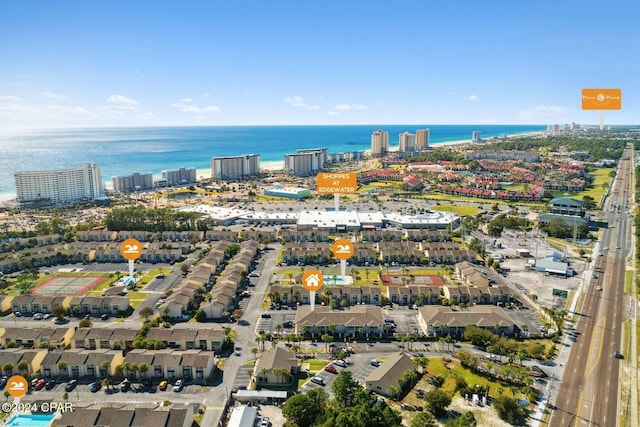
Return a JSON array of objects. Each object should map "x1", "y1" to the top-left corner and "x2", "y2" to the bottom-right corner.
[{"x1": 0, "y1": 124, "x2": 545, "y2": 201}]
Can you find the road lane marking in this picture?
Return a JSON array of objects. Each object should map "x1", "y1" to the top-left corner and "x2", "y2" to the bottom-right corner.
[{"x1": 585, "y1": 316, "x2": 606, "y2": 378}]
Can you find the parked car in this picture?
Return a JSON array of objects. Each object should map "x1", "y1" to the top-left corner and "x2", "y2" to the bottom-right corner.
[
  {"x1": 310, "y1": 376, "x2": 325, "y2": 386},
  {"x1": 614, "y1": 350, "x2": 623, "y2": 359},
  {"x1": 324, "y1": 365, "x2": 338, "y2": 374},
  {"x1": 370, "y1": 359, "x2": 381, "y2": 367},
  {"x1": 45, "y1": 380, "x2": 56, "y2": 390},
  {"x1": 333, "y1": 360, "x2": 347, "y2": 368},
  {"x1": 64, "y1": 380, "x2": 77, "y2": 392},
  {"x1": 101, "y1": 313, "x2": 109, "y2": 321},
  {"x1": 172, "y1": 379, "x2": 184, "y2": 392},
  {"x1": 33, "y1": 313, "x2": 43, "y2": 320},
  {"x1": 158, "y1": 380, "x2": 168, "y2": 391},
  {"x1": 120, "y1": 379, "x2": 131, "y2": 392},
  {"x1": 34, "y1": 379, "x2": 46, "y2": 390},
  {"x1": 90, "y1": 380, "x2": 101, "y2": 393}
]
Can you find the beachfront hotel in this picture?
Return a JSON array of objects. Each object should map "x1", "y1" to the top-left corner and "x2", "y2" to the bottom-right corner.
[
  {"x1": 472, "y1": 130, "x2": 482, "y2": 142},
  {"x1": 160, "y1": 167, "x2": 196, "y2": 187},
  {"x1": 211, "y1": 154, "x2": 260, "y2": 180},
  {"x1": 370, "y1": 130, "x2": 389, "y2": 156},
  {"x1": 398, "y1": 132, "x2": 417, "y2": 153},
  {"x1": 112, "y1": 171, "x2": 154, "y2": 193},
  {"x1": 15, "y1": 162, "x2": 105, "y2": 207},
  {"x1": 284, "y1": 150, "x2": 325, "y2": 176},
  {"x1": 416, "y1": 129, "x2": 430, "y2": 150}
]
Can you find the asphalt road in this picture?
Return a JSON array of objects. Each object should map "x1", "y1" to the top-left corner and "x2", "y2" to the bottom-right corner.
[{"x1": 549, "y1": 143, "x2": 634, "y2": 427}]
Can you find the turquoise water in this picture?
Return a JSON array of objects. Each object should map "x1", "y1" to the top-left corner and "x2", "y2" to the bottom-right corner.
[
  {"x1": 0, "y1": 124, "x2": 545, "y2": 200},
  {"x1": 6, "y1": 414, "x2": 54, "y2": 427},
  {"x1": 323, "y1": 275, "x2": 353, "y2": 285}
]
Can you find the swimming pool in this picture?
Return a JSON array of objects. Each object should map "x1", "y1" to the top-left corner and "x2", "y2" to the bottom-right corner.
[
  {"x1": 5, "y1": 414, "x2": 54, "y2": 427},
  {"x1": 323, "y1": 275, "x2": 353, "y2": 285}
]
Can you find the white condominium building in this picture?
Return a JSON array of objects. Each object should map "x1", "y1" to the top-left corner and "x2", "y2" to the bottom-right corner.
[
  {"x1": 284, "y1": 151, "x2": 324, "y2": 176},
  {"x1": 416, "y1": 129, "x2": 430, "y2": 150},
  {"x1": 15, "y1": 163, "x2": 105, "y2": 206},
  {"x1": 398, "y1": 132, "x2": 417, "y2": 153},
  {"x1": 370, "y1": 130, "x2": 389, "y2": 156},
  {"x1": 211, "y1": 154, "x2": 260, "y2": 180},
  {"x1": 161, "y1": 167, "x2": 197, "y2": 186},
  {"x1": 472, "y1": 130, "x2": 482, "y2": 142},
  {"x1": 112, "y1": 172, "x2": 154, "y2": 193}
]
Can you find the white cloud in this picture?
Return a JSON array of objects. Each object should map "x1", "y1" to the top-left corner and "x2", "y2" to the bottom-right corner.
[
  {"x1": 0, "y1": 95, "x2": 22, "y2": 102},
  {"x1": 107, "y1": 94, "x2": 139, "y2": 106},
  {"x1": 334, "y1": 103, "x2": 367, "y2": 111},
  {"x1": 171, "y1": 102, "x2": 202, "y2": 114},
  {"x1": 40, "y1": 91, "x2": 68, "y2": 101},
  {"x1": 107, "y1": 95, "x2": 140, "y2": 112},
  {"x1": 46, "y1": 105, "x2": 89, "y2": 115},
  {"x1": 519, "y1": 105, "x2": 570, "y2": 121},
  {"x1": 284, "y1": 96, "x2": 320, "y2": 111},
  {"x1": 171, "y1": 100, "x2": 221, "y2": 114},
  {"x1": 464, "y1": 95, "x2": 479, "y2": 101},
  {"x1": 284, "y1": 96, "x2": 304, "y2": 104},
  {"x1": 328, "y1": 111, "x2": 339, "y2": 116}
]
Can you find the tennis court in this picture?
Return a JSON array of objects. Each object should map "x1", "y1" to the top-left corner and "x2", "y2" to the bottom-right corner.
[{"x1": 32, "y1": 275, "x2": 105, "y2": 296}]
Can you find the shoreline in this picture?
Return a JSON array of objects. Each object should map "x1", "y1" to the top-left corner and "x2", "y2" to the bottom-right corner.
[{"x1": 0, "y1": 129, "x2": 546, "y2": 202}]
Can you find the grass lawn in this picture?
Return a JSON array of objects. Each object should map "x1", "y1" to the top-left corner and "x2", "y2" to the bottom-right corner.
[
  {"x1": 426, "y1": 357, "x2": 528, "y2": 400},
  {"x1": 551, "y1": 167, "x2": 613, "y2": 204},
  {"x1": 431, "y1": 204, "x2": 479, "y2": 217}
]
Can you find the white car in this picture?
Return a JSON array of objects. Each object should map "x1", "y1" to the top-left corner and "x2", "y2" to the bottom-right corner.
[
  {"x1": 310, "y1": 376, "x2": 325, "y2": 386},
  {"x1": 370, "y1": 359, "x2": 380, "y2": 367},
  {"x1": 172, "y1": 379, "x2": 184, "y2": 392},
  {"x1": 333, "y1": 360, "x2": 347, "y2": 368},
  {"x1": 596, "y1": 286, "x2": 602, "y2": 291}
]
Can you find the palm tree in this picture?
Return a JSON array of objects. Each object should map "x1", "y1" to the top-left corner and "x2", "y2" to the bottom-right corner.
[
  {"x1": 99, "y1": 361, "x2": 111, "y2": 377},
  {"x1": 387, "y1": 385, "x2": 401, "y2": 401},
  {"x1": 321, "y1": 334, "x2": 333, "y2": 352},
  {"x1": 56, "y1": 361, "x2": 68, "y2": 376},
  {"x1": 251, "y1": 347, "x2": 259, "y2": 360},
  {"x1": 414, "y1": 357, "x2": 428, "y2": 374},
  {"x1": 138, "y1": 363, "x2": 149, "y2": 378}
]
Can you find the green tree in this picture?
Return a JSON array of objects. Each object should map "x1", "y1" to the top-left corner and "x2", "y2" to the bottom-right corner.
[
  {"x1": 331, "y1": 370, "x2": 360, "y2": 407},
  {"x1": 139, "y1": 307, "x2": 154, "y2": 321},
  {"x1": 78, "y1": 318, "x2": 92, "y2": 328},
  {"x1": 493, "y1": 395, "x2": 528, "y2": 425},
  {"x1": 194, "y1": 310, "x2": 206, "y2": 322},
  {"x1": 423, "y1": 389, "x2": 451, "y2": 417},
  {"x1": 282, "y1": 388, "x2": 328, "y2": 427},
  {"x1": 411, "y1": 412, "x2": 437, "y2": 427},
  {"x1": 455, "y1": 411, "x2": 477, "y2": 427}
]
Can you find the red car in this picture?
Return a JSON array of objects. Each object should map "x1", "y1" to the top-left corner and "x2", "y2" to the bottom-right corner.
[
  {"x1": 324, "y1": 365, "x2": 338, "y2": 374},
  {"x1": 34, "y1": 379, "x2": 46, "y2": 390}
]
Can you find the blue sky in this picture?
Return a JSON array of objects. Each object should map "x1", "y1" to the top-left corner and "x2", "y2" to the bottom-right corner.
[{"x1": 0, "y1": 0, "x2": 638, "y2": 128}]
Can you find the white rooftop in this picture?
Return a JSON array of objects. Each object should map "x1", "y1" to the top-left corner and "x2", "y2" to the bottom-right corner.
[{"x1": 178, "y1": 204, "x2": 252, "y2": 221}]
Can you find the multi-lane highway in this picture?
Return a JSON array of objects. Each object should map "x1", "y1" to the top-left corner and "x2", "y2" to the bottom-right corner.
[{"x1": 550, "y1": 143, "x2": 635, "y2": 427}]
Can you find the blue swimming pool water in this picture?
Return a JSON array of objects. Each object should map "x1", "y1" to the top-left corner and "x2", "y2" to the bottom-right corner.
[{"x1": 6, "y1": 414, "x2": 54, "y2": 427}]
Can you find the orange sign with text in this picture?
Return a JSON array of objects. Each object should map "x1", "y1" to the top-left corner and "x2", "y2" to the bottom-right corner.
[
  {"x1": 302, "y1": 269, "x2": 324, "y2": 292},
  {"x1": 582, "y1": 88, "x2": 621, "y2": 110},
  {"x1": 316, "y1": 172, "x2": 357, "y2": 194},
  {"x1": 332, "y1": 238, "x2": 355, "y2": 261},
  {"x1": 6, "y1": 375, "x2": 28, "y2": 398},
  {"x1": 120, "y1": 238, "x2": 142, "y2": 261}
]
